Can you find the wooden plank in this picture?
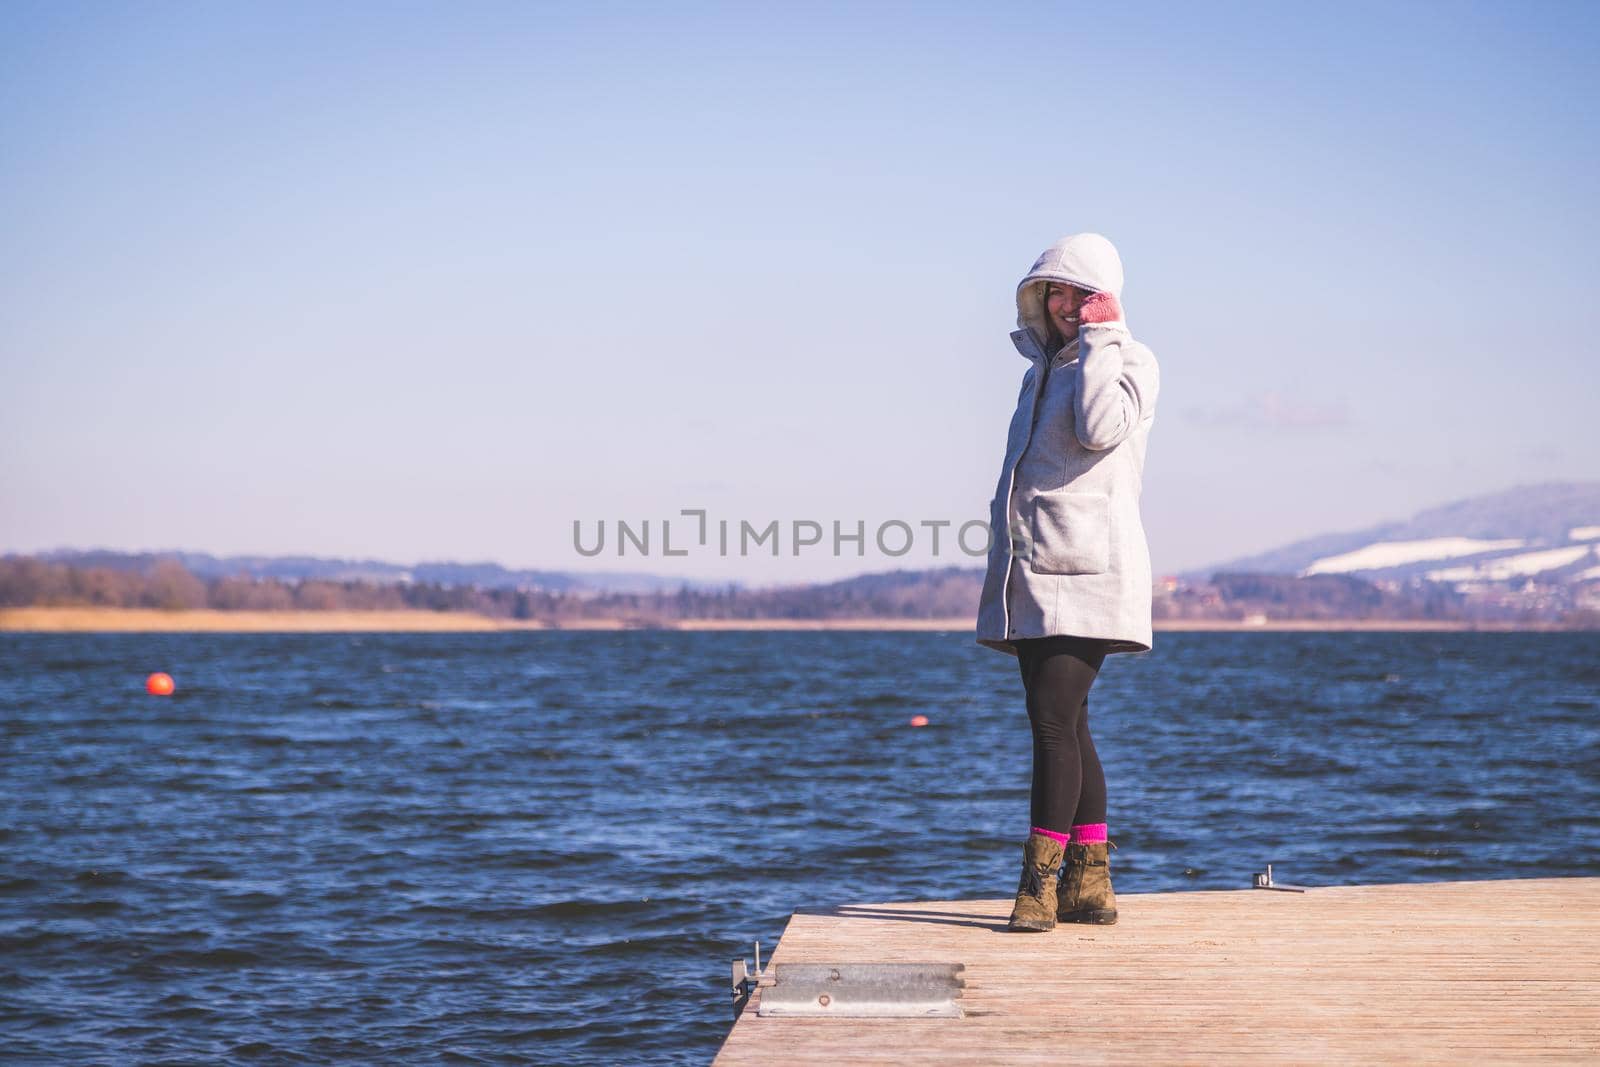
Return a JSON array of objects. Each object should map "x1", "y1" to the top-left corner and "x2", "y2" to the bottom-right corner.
[{"x1": 715, "y1": 877, "x2": 1600, "y2": 1064}]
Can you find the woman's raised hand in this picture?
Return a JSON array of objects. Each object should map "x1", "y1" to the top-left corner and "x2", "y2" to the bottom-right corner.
[{"x1": 1079, "y1": 292, "x2": 1122, "y2": 324}]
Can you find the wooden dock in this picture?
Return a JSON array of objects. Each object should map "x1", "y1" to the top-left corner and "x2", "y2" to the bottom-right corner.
[{"x1": 715, "y1": 876, "x2": 1600, "y2": 1064}]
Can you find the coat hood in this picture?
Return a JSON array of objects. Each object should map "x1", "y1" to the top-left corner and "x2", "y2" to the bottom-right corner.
[{"x1": 1016, "y1": 233, "x2": 1125, "y2": 349}]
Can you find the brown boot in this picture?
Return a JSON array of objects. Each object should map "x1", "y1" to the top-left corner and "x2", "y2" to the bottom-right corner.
[
  {"x1": 1007, "y1": 832, "x2": 1066, "y2": 932},
  {"x1": 1056, "y1": 840, "x2": 1118, "y2": 924}
]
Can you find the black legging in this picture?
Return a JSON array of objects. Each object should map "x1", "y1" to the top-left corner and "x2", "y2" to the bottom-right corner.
[{"x1": 1016, "y1": 635, "x2": 1110, "y2": 833}]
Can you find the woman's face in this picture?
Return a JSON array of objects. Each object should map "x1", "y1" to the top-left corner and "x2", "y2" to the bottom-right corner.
[{"x1": 1044, "y1": 282, "x2": 1090, "y2": 338}]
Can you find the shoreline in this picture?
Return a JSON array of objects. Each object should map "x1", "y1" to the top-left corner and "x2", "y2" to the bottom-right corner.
[{"x1": 0, "y1": 606, "x2": 1585, "y2": 634}]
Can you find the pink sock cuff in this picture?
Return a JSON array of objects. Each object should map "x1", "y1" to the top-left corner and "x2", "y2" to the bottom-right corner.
[
  {"x1": 1030, "y1": 825, "x2": 1071, "y2": 845},
  {"x1": 1070, "y1": 822, "x2": 1108, "y2": 843}
]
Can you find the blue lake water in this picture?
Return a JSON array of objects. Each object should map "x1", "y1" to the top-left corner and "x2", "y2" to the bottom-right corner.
[{"x1": 2, "y1": 630, "x2": 1597, "y2": 1064}]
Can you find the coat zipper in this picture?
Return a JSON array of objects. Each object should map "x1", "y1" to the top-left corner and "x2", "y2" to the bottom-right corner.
[
  {"x1": 998, "y1": 335, "x2": 1081, "y2": 640},
  {"x1": 999, "y1": 348, "x2": 1054, "y2": 640}
]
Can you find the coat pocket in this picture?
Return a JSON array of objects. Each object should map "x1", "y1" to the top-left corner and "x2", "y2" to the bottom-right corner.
[{"x1": 1028, "y1": 489, "x2": 1110, "y2": 575}]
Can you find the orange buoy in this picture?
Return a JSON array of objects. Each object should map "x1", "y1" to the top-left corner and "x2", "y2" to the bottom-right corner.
[
  {"x1": 145, "y1": 672, "x2": 175, "y2": 696},
  {"x1": 909, "y1": 714, "x2": 929, "y2": 727}
]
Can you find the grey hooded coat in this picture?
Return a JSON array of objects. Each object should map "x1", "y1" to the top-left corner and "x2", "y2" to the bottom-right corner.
[{"x1": 975, "y1": 233, "x2": 1160, "y2": 657}]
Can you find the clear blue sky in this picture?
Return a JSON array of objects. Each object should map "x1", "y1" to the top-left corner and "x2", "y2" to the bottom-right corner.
[{"x1": 4, "y1": 1, "x2": 1597, "y2": 583}]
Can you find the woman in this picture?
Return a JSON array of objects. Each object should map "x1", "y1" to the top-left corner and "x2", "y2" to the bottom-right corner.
[{"x1": 974, "y1": 232, "x2": 1160, "y2": 933}]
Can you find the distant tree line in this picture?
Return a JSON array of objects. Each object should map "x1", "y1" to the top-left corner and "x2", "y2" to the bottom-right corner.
[
  {"x1": 1, "y1": 555, "x2": 1593, "y2": 625},
  {"x1": 0, "y1": 557, "x2": 990, "y2": 622},
  {"x1": 1155, "y1": 572, "x2": 1466, "y2": 621},
  {"x1": 1156, "y1": 572, "x2": 1595, "y2": 625}
]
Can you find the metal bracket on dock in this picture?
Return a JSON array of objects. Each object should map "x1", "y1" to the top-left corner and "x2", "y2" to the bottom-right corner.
[
  {"x1": 730, "y1": 940, "x2": 775, "y2": 1019},
  {"x1": 1252, "y1": 864, "x2": 1307, "y2": 892},
  {"x1": 731, "y1": 941, "x2": 966, "y2": 1019}
]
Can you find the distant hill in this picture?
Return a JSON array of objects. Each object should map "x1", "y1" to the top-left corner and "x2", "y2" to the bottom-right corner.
[
  {"x1": 9, "y1": 482, "x2": 1599, "y2": 626},
  {"x1": 1182, "y1": 482, "x2": 1600, "y2": 588},
  {"x1": 20, "y1": 549, "x2": 734, "y2": 595}
]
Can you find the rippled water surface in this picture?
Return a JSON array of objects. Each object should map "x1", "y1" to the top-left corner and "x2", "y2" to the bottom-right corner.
[{"x1": 3, "y1": 631, "x2": 1597, "y2": 1063}]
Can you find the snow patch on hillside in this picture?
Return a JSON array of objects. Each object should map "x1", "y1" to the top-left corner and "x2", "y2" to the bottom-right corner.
[
  {"x1": 1302, "y1": 537, "x2": 1526, "y2": 576},
  {"x1": 1427, "y1": 544, "x2": 1596, "y2": 582}
]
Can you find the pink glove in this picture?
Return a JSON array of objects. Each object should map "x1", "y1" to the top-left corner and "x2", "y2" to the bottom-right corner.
[{"x1": 1079, "y1": 291, "x2": 1122, "y2": 324}]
